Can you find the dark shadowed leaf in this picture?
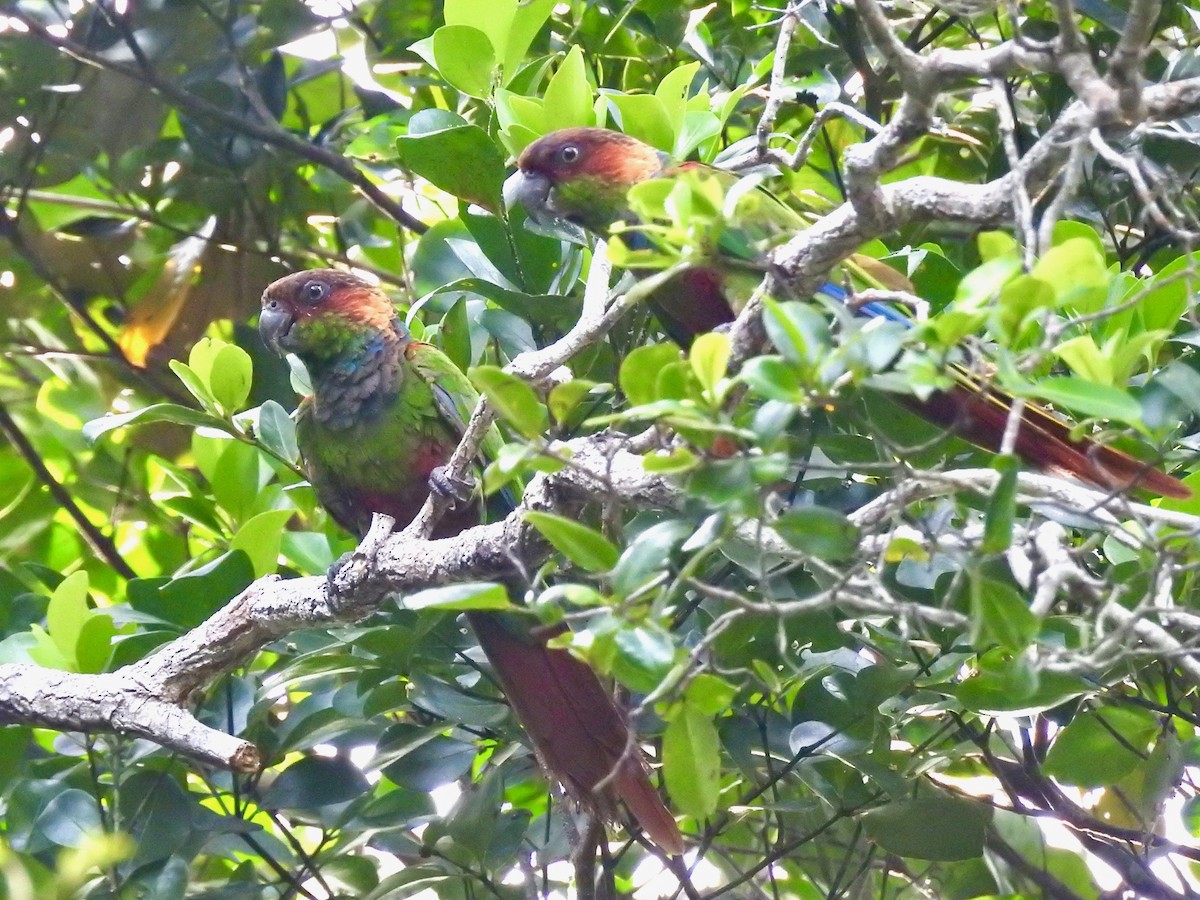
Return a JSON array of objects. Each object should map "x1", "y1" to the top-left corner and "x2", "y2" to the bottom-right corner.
[
  {"x1": 261, "y1": 756, "x2": 371, "y2": 810},
  {"x1": 861, "y1": 794, "x2": 991, "y2": 861}
]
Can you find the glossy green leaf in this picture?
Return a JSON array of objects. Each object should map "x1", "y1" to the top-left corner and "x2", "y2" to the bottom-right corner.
[
  {"x1": 502, "y1": 0, "x2": 556, "y2": 81},
  {"x1": 397, "y1": 113, "x2": 506, "y2": 213},
  {"x1": 663, "y1": 704, "x2": 720, "y2": 819},
  {"x1": 970, "y1": 575, "x2": 1038, "y2": 652},
  {"x1": 431, "y1": 25, "x2": 496, "y2": 98},
  {"x1": 689, "y1": 331, "x2": 730, "y2": 397},
  {"x1": 229, "y1": 509, "x2": 294, "y2": 577},
  {"x1": 524, "y1": 511, "x2": 619, "y2": 572},
  {"x1": 208, "y1": 342, "x2": 253, "y2": 413},
  {"x1": 469, "y1": 365, "x2": 547, "y2": 439},
  {"x1": 611, "y1": 623, "x2": 676, "y2": 693},
  {"x1": 541, "y1": 46, "x2": 591, "y2": 132},
  {"x1": 403, "y1": 582, "x2": 512, "y2": 611},
  {"x1": 45, "y1": 570, "x2": 89, "y2": 669},
  {"x1": 547, "y1": 378, "x2": 599, "y2": 425},
  {"x1": 620, "y1": 343, "x2": 682, "y2": 406},
  {"x1": 255, "y1": 400, "x2": 299, "y2": 463},
  {"x1": 83, "y1": 404, "x2": 232, "y2": 444},
  {"x1": 773, "y1": 506, "x2": 860, "y2": 561},
  {"x1": 1031, "y1": 377, "x2": 1143, "y2": 425},
  {"x1": 762, "y1": 299, "x2": 830, "y2": 368},
  {"x1": 981, "y1": 456, "x2": 1018, "y2": 553}
]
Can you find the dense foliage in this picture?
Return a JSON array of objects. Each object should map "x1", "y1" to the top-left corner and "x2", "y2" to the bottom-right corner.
[{"x1": 1, "y1": 0, "x2": 1200, "y2": 897}]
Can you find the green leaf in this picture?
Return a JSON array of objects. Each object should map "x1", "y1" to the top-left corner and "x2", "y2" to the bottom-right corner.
[
  {"x1": 620, "y1": 343, "x2": 682, "y2": 406},
  {"x1": 211, "y1": 439, "x2": 262, "y2": 524},
  {"x1": 1031, "y1": 237, "x2": 1110, "y2": 313},
  {"x1": 655, "y1": 62, "x2": 702, "y2": 143},
  {"x1": 981, "y1": 456, "x2": 1018, "y2": 553},
  {"x1": 861, "y1": 794, "x2": 991, "y2": 861},
  {"x1": 541, "y1": 46, "x2": 591, "y2": 132},
  {"x1": 739, "y1": 356, "x2": 806, "y2": 403},
  {"x1": 439, "y1": 297, "x2": 472, "y2": 371},
  {"x1": 155, "y1": 551, "x2": 256, "y2": 629},
  {"x1": 445, "y1": 0, "x2": 515, "y2": 58},
  {"x1": 1053, "y1": 335, "x2": 1114, "y2": 385},
  {"x1": 230, "y1": 509, "x2": 294, "y2": 577},
  {"x1": 431, "y1": 25, "x2": 496, "y2": 98},
  {"x1": 397, "y1": 113, "x2": 507, "y2": 213},
  {"x1": 256, "y1": 400, "x2": 298, "y2": 463},
  {"x1": 469, "y1": 365, "x2": 547, "y2": 439},
  {"x1": 170, "y1": 362, "x2": 217, "y2": 414},
  {"x1": 261, "y1": 756, "x2": 371, "y2": 810},
  {"x1": 977, "y1": 231, "x2": 1019, "y2": 261},
  {"x1": 548, "y1": 379, "x2": 598, "y2": 425},
  {"x1": 689, "y1": 331, "x2": 730, "y2": 398},
  {"x1": 403, "y1": 582, "x2": 512, "y2": 611},
  {"x1": 75, "y1": 614, "x2": 122, "y2": 675},
  {"x1": 955, "y1": 256, "x2": 1022, "y2": 310},
  {"x1": 502, "y1": 0, "x2": 556, "y2": 82},
  {"x1": 34, "y1": 789, "x2": 104, "y2": 847},
  {"x1": 956, "y1": 648, "x2": 1090, "y2": 714},
  {"x1": 26, "y1": 625, "x2": 70, "y2": 670},
  {"x1": 208, "y1": 342, "x2": 253, "y2": 413},
  {"x1": 970, "y1": 575, "x2": 1038, "y2": 652},
  {"x1": 773, "y1": 507, "x2": 860, "y2": 561},
  {"x1": 762, "y1": 299, "x2": 830, "y2": 368},
  {"x1": 641, "y1": 446, "x2": 698, "y2": 473},
  {"x1": 1042, "y1": 707, "x2": 1158, "y2": 787},
  {"x1": 187, "y1": 336, "x2": 220, "y2": 387},
  {"x1": 607, "y1": 93, "x2": 673, "y2": 150},
  {"x1": 685, "y1": 673, "x2": 737, "y2": 717},
  {"x1": 663, "y1": 704, "x2": 720, "y2": 819},
  {"x1": 995, "y1": 273, "x2": 1055, "y2": 342},
  {"x1": 1031, "y1": 376, "x2": 1143, "y2": 425},
  {"x1": 46, "y1": 570, "x2": 89, "y2": 669},
  {"x1": 611, "y1": 624, "x2": 676, "y2": 692},
  {"x1": 84, "y1": 403, "x2": 232, "y2": 444},
  {"x1": 524, "y1": 511, "x2": 619, "y2": 572}
]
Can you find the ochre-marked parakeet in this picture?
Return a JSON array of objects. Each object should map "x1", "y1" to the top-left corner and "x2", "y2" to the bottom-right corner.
[
  {"x1": 505, "y1": 127, "x2": 1189, "y2": 499},
  {"x1": 259, "y1": 269, "x2": 683, "y2": 854}
]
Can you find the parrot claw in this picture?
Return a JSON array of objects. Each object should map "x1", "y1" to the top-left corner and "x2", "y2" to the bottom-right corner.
[
  {"x1": 429, "y1": 465, "x2": 475, "y2": 506},
  {"x1": 325, "y1": 513, "x2": 395, "y2": 611},
  {"x1": 326, "y1": 551, "x2": 354, "y2": 598}
]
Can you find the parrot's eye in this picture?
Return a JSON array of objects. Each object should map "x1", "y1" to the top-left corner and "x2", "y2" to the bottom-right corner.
[
  {"x1": 301, "y1": 281, "x2": 328, "y2": 304},
  {"x1": 559, "y1": 145, "x2": 580, "y2": 164}
]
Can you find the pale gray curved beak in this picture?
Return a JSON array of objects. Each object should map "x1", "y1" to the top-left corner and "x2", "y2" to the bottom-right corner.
[
  {"x1": 258, "y1": 299, "x2": 295, "y2": 356},
  {"x1": 503, "y1": 169, "x2": 588, "y2": 244},
  {"x1": 503, "y1": 169, "x2": 552, "y2": 221}
]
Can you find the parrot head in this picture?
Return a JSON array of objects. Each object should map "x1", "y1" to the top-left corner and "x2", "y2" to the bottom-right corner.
[
  {"x1": 259, "y1": 269, "x2": 401, "y2": 366},
  {"x1": 504, "y1": 127, "x2": 668, "y2": 234}
]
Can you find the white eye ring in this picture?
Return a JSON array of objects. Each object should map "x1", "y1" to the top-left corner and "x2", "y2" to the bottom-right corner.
[
  {"x1": 560, "y1": 145, "x2": 579, "y2": 163},
  {"x1": 302, "y1": 281, "x2": 327, "y2": 303}
]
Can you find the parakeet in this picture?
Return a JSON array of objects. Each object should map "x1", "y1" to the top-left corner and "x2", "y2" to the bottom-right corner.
[
  {"x1": 259, "y1": 269, "x2": 683, "y2": 854},
  {"x1": 505, "y1": 127, "x2": 1190, "y2": 499}
]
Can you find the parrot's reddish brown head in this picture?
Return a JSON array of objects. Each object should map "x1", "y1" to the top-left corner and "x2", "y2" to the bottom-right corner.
[
  {"x1": 505, "y1": 127, "x2": 668, "y2": 234},
  {"x1": 516, "y1": 127, "x2": 665, "y2": 188},
  {"x1": 259, "y1": 269, "x2": 399, "y2": 361}
]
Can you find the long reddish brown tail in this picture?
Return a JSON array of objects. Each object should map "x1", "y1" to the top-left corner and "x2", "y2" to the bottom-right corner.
[
  {"x1": 902, "y1": 377, "x2": 1191, "y2": 499},
  {"x1": 466, "y1": 611, "x2": 684, "y2": 855}
]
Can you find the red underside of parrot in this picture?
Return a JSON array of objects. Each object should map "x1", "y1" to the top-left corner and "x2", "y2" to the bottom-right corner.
[
  {"x1": 259, "y1": 269, "x2": 683, "y2": 854},
  {"x1": 505, "y1": 126, "x2": 1189, "y2": 499}
]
